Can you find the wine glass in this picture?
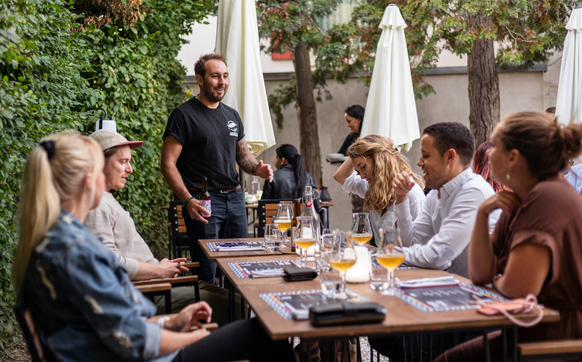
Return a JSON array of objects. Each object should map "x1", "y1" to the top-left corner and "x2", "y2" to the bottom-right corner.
[
  {"x1": 274, "y1": 202, "x2": 293, "y2": 247},
  {"x1": 293, "y1": 216, "x2": 317, "y2": 267},
  {"x1": 377, "y1": 227, "x2": 405, "y2": 296},
  {"x1": 351, "y1": 213, "x2": 373, "y2": 247},
  {"x1": 328, "y1": 231, "x2": 358, "y2": 299}
]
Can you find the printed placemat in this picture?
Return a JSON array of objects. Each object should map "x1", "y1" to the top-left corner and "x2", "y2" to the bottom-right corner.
[
  {"x1": 208, "y1": 240, "x2": 265, "y2": 252},
  {"x1": 396, "y1": 282, "x2": 508, "y2": 312},
  {"x1": 260, "y1": 289, "x2": 369, "y2": 320},
  {"x1": 228, "y1": 260, "x2": 302, "y2": 278}
]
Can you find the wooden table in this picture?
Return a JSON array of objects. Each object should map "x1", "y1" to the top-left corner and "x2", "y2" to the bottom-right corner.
[
  {"x1": 217, "y1": 258, "x2": 560, "y2": 361},
  {"x1": 199, "y1": 238, "x2": 297, "y2": 260}
]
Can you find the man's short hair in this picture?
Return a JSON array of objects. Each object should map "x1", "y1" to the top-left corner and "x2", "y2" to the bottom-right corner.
[
  {"x1": 545, "y1": 106, "x2": 556, "y2": 115},
  {"x1": 423, "y1": 122, "x2": 475, "y2": 166},
  {"x1": 194, "y1": 53, "x2": 227, "y2": 78}
]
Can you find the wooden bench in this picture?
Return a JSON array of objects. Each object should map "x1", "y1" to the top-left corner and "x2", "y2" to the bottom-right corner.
[
  {"x1": 135, "y1": 283, "x2": 172, "y2": 314},
  {"x1": 519, "y1": 340, "x2": 582, "y2": 361}
]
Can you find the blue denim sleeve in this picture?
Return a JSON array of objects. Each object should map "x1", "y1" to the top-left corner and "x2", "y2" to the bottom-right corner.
[{"x1": 56, "y1": 242, "x2": 160, "y2": 361}]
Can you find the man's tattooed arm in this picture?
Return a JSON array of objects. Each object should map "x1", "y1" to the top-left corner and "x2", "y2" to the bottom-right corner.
[{"x1": 236, "y1": 138, "x2": 259, "y2": 174}]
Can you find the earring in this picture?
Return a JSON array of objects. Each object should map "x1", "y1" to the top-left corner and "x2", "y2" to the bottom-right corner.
[{"x1": 506, "y1": 167, "x2": 511, "y2": 181}]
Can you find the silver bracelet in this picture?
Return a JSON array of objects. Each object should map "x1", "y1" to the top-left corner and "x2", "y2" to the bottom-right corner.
[{"x1": 157, "y1": 316, "x2": 167, "y2": 329}]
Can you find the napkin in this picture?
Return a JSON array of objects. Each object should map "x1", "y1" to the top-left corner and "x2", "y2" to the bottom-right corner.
[
  {"x1": 396, "y1": 276, "x2": 460, "y2": 289},
  {"x1": 249, "y1": 269, "x2": 284, "y2": 278},
  {"x1": 216, "y1": 246, "x2": 265, "y2": 252}
]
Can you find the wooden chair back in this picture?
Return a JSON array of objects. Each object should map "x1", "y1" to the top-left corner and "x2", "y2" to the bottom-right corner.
[
  {"x1": 168, "y1": 201, "x2": 190, "y2": 260},
  {"x1": 257, "y1": 199, "x2": 300, "y2": 237}
]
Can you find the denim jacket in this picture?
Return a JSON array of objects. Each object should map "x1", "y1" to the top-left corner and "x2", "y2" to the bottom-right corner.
[{"x1": 20, "y1": 210, "x2": 176, "y2": 362}]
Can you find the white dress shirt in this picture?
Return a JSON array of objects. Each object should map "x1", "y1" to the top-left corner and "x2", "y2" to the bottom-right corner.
[
  {"x1": 396, "y1": 167, "x2": 500, "y2": 278},
  {"x1": 342, "y1": 171, "x2": 426, "y2": 239}
]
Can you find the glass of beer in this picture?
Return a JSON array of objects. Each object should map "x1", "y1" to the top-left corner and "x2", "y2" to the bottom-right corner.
[
  {"x1": 293, "y1": 216, "x2": 317, "y2": 267},
  {"x1": 328, "y1": 231, "x2": 358, "y2": 299},
  {"x1": 351, "y1": 213, "x2": 373, "y2": 247},
  {"x1": 274, "y1": 202, "x2": 293, "y2": 246},
  {"x1": 377, "y1": 227, "x2": 405, "y2": 296}
]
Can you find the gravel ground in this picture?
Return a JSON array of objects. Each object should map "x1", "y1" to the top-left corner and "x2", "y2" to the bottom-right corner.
[{"x1": 3, "y1": 335, "x2": 31, "y2": 362}]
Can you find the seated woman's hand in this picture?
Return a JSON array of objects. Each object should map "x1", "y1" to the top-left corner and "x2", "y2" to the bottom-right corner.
[
  {"x1": 479, "y1": 190, "x2": 522, "y2": 216},
  {"x1": 165, "y1": 302, "x2": 213, "y2": 332}
]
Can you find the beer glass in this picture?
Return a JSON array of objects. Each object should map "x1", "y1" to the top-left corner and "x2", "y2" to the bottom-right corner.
[{"x1": 377, "y1": 227, "x2": 404, "y2": 296}]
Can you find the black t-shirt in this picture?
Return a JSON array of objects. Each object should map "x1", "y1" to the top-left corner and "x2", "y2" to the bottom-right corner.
[{"x1": 163, "y1": 97, "x2": 244, "y2": 191}]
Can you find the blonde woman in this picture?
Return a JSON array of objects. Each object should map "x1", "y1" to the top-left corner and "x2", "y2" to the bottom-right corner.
[
  {"x1": 13, "y1": 131, "x2": 293, "y2": 362},
  {"x1": 333, "y1": 134, "x2": 425, "y2": 240}
]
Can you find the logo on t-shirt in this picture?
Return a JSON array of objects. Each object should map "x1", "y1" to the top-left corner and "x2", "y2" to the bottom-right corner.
[{"x1": 227, "y1": 120, "x2": 238, "y2": 137}]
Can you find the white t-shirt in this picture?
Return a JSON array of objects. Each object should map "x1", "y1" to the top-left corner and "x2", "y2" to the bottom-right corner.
[{"x1": 342, "y1": 171, "x2": 426, "y2": 239}]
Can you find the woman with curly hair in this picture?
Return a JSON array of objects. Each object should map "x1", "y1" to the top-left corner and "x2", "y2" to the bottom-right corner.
[{"x1": 333, "y1": 134, "x2": 425, "y2": 240}]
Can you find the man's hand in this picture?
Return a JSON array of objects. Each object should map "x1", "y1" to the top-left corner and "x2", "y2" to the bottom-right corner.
[
  {"x1": 169, "y1": 258, "x2": 189, "y2": 274},
  {"x1": 393, "y1": 171, "x2": 414, "y2": 204},
  {"x1": 255, "y1": 160, "x2": 273, "y2": 182},
  {"x1": 165, "y1": 302, "x2": 213, "y2": 332},
  {"x1": 185, "y1": 198, "x2": 210, "y2": 224},
  {"x1": 158, "y1": 258, "x2": 184, "y2": 278}
]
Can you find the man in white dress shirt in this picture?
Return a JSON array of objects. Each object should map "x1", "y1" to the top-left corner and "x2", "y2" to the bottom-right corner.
[{"x1": 393, "y1": 122, "x2": 500, "y2": 278}]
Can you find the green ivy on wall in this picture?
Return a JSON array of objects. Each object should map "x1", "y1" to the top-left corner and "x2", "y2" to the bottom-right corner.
[{"x1": 0, "y1": 0, "x2": 214, "y2": 356}]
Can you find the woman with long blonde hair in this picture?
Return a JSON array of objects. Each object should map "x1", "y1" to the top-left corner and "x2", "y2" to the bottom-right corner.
[
  {"x1": 334, "y1": 134, "x2": 425, "y2": 240},
  {"x1": 13, "y1": 131, "x2": 293, "y2": 362}
]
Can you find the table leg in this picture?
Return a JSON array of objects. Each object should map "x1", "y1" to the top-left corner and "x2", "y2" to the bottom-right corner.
[
  {"x1": 511, "y1": 327, "x2": 518, "y2": 362},
  {"x1": 164, "y1": 289, "x2": 171, "y2": 314},
  {"x1": 240, "y1": 290, "x2": 245, "y2": 320},
  {"x1": 228, "y1": 282, "x2": 234, "y2": 322},
  {"x1": 483, "y1": 330, "x2": 491, "y2": 362},
  {"x1": 502, "y1": 328, "x2": 507, "y2": 362},
  {"x1": 357, "y1": 337, "x2": 362, "y2": 362}
]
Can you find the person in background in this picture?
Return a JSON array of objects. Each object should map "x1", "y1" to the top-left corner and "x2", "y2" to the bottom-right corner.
[
  {"x1": 473, "y1": 141, "x2": 510, "y2": 192},
  {"x1": 161, "y1": 53, "x2": 273, "y2": 285},
  {"x1": 13, "y1": 131, "x2": 294, "y2": 362},
  {"x1": 567, "y1": 162, "x2": 582, "y2": 193},
  {"x1": 436, "y1": 111, "x2": 582, "y2": 361},
  {"x1": 338, "y1": 105, "x2": 365, "y2": 155},
  {"x1": 85, "y1": 130, "x2": 239, "y2": 325},
  {"x1": 262, "y1": 144, "x2": 316, "y2": 200},
  {"x1": 333, "y1": 135, "x2": 425, "y2": 241},
  {"x1": 336, "y1": 105, "x2": 366, "y2": 213}
]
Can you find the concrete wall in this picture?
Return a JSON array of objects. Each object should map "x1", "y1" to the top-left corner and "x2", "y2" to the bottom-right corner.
[{"x1": 184, "y1": 54, "x2": 561, "y2": 231}]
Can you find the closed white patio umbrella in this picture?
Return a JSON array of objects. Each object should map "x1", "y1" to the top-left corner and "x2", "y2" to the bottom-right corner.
[
  {"x1": 215, "y1": 0, "x2": 276, "y2": 156},
  {"x1": 556, "y1": 4, "x2": 582, "y2": 125},
  {"x1": 360, "y1": 4, "x2": 420, "y2": 151}
]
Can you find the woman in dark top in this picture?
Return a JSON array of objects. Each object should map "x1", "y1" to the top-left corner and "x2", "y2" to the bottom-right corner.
[
  {"x1": 262, "y1": 144, "x2": 316, "y2": 200},
  {"x1": 436, "y1": 111, "x2": 582, "y2": 361},
  {"x1": 338, "y1": 105, "x2": 365, "y2": 155},
  {"x1": 337, "y1": 105, "x2": 366, "y2": 212}
]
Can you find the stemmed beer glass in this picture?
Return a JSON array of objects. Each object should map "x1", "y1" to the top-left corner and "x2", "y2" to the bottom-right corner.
[
  {"x1": 377, "y1": 227, "x2": 405, "y2": 296},
  {"x1": 274, "y1": 202, "x2": 293, "y2": 247},
  {"x1": 328, "y1": 231, "x2": 358, "y2": 299},
  {"x1": 351, "y1": 213, "x2": 373, "y2": 247},
  {"x1": 293, "y1": 216, "x2": 317, "y2": 267}
]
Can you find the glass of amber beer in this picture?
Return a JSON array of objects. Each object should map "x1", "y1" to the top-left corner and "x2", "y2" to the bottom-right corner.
[
  {"x1": 328, "y1": 231, "x2": 358, "y2": 299},
  {"x1": 377, "y1": 227, "x2": 404, "y2": 296}
]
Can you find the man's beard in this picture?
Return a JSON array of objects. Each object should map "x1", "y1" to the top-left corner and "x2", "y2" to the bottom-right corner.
[{"x1": 202, "y1": 83, "x2": 227, "y2": 103}]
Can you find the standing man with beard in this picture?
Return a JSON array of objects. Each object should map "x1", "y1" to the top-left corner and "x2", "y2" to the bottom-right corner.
[
  {"x1": 391, "y1": 122, "x2": 501, "y2": 278},
  {"x1": 161, "y1": 54, "x2": 273, "y2": 285}
]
